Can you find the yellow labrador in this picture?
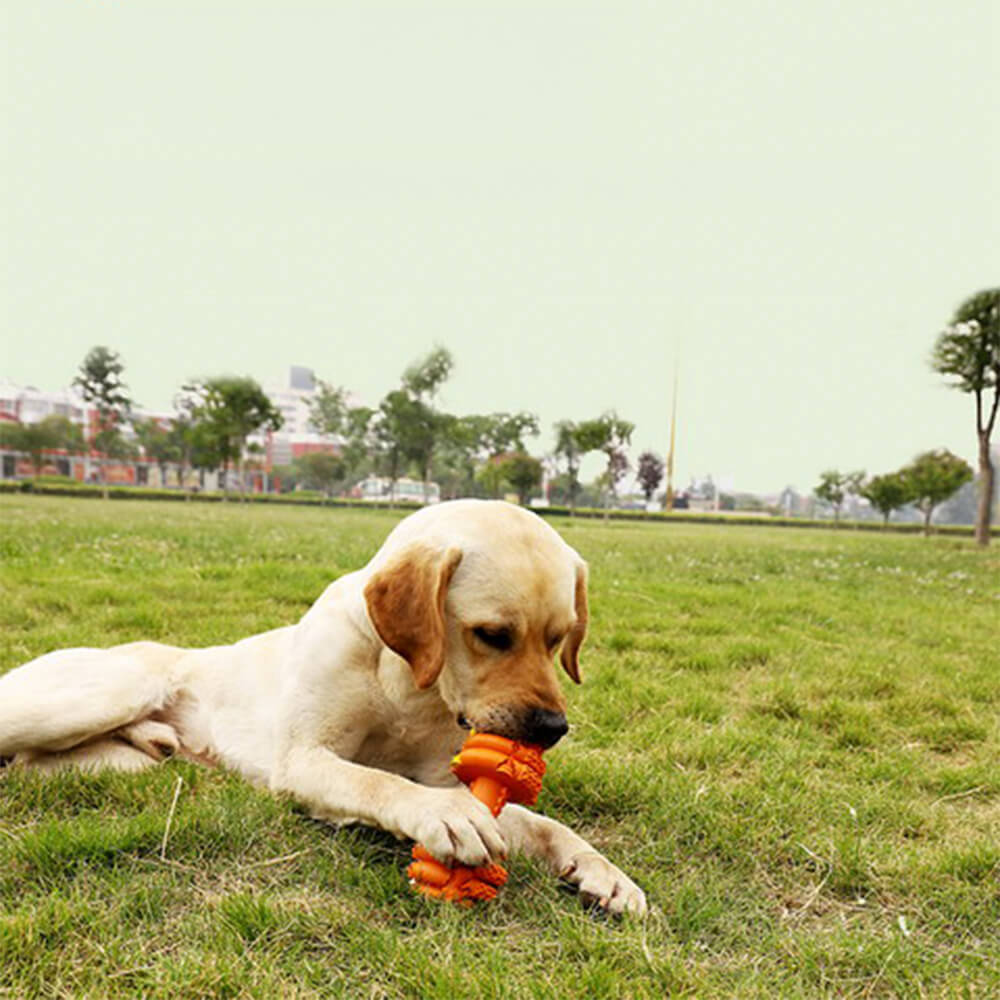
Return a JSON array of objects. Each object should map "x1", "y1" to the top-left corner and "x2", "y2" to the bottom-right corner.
[{"x1": 0, "y1": 500, "x2": 646, "y2": 915}]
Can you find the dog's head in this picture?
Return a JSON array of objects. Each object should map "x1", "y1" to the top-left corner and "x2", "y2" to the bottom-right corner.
[{"x1": 362, "y1": 501, "x2": 586, "y2": 749}]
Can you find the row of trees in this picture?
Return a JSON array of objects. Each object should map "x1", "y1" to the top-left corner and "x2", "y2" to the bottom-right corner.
[
  {"x1": 300, "y1": 347, "x2": 644, "y2": 512},
  {"x1": 2, "y1": 344, "x2": 652, "y2": 510},
  {"x1": 815, "y1": 450, "x2": 974, "y2": 533},
  {"x1": 814, "y1": 287, "x2": 998, "y2": 546},
  {"x1": 3, "y1": 286, "x2": 994, "y2": 532}
]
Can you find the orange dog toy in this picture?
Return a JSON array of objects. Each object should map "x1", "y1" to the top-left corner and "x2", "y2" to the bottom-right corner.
[{"x1": 407, "y1": 732, "x2": 546, "y2": 903}]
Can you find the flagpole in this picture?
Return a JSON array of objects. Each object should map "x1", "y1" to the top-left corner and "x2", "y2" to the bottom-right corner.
[{"x1": 665, "y1": 360, "x2": 678, "y2": 510}]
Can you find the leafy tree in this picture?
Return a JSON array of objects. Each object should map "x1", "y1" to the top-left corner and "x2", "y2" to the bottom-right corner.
[
  {"x1": 554, "y1": 418, "x2": 607, "y2": 514},
  {"x1": 1, "y1": 416, "x2": 84, "y2": 478},
  {"x1": 307, "y1": 380, "x2": 376, "y2": 493},
  {"x1": 480, "y1": 412, "x2": 540, "y2": 457},
  {"x1": 73, "y1": 346, "x2": 133, "y2": 496},
  {"x1": 184, "y1": 377, "x2": 283, "y2": 495},
  {"x1": 134, "y1": 418, "x2": 179, "y2": 486},
  {"x1": 931, "y1": 288, "x2": 1000, "y2": 546},
  {"x1": 165, "y1": 410, "x2": 198, "y2": 493},
  {"x1": 591, "y1": 411, "x2": 634, "y2": 517},
  {"x1": 501, "y1": 451, "x2": 542, "y2": 505},
  {"x1": 636, "y1": 451, "x2": 665, "y2": 505},
  {"x1": 373, "y1": 348, "x2": 457, "y2": 504},
  {"x1": 308, "y1": 381, "x2": 350, "y2": 437},
  {"x1": 442, "y1": 412, "x2": 540, "y2": 498},
  {"x1": 294, "y1": 451, "x2": 347, "y2": 498},
  {"x1": 93, "y1": 426, "x2": 138, "y2": 471},
  {"x1": 372, "y1": 389, "x2": 422, "y2": 503},
  {"x1": 402, "y1": 346, "x2": 454, "y2": 400},
  {"x1": 0, "y1": 422, "x2": 20, "y2": 451},
  {"x1": 553, "y1": 422, "x2": 583, "y2": 513},
  {"x1": 815, "y1": 469, "x2": 865, "y2": 523},
  {"x1": 900, "y1": 449, "x2": 974, "y2": 535},
  {"x1": 860, "y1": 472, "x2": 912, "y2": 527},
  {"x1": 433, "y1": 415, "x2": 488, "y2": 498}
]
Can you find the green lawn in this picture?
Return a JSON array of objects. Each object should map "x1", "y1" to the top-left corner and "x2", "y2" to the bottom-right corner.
[{"x1": 1, "y1": 495, "x2": 997, "y2": 999}]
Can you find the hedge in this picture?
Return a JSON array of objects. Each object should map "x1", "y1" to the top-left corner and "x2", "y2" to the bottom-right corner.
[{"x1": 0, "y1": 479, "x2": 995, "y2": 536}]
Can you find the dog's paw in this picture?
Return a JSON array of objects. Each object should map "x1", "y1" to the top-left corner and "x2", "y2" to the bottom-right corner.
[
  {"x1": 560, "y1": 850, "x2": 647, "y2": 917},
  {"x1": 406, "y1": 786, "x2": 507, "y2": 868},
  {"x1": 116, "y1": 719, "x2": 179, "y2": 761}
]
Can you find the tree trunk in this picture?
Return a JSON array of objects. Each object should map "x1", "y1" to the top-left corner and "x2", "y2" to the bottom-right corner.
[
  {"x1": 976, "y1": 432, "x2": 994, "y2": 547},
  {"x1": 923, "y1": 505, "x2": 933, "y2": 536}
]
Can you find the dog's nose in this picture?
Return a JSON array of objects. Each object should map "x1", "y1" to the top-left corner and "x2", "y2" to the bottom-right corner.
[{"x1": 524, "y1": 708, "x2": 569, "y2": 749}]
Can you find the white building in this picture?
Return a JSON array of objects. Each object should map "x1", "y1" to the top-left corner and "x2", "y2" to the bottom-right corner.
[
  {"x1": 257, "y1": 366, "x2": 349, "y2": 468},
  {"x1": 0, "y1": 378, "x2": 89, "y2": 427}
]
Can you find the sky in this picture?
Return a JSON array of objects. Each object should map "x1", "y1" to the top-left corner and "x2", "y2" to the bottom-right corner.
[{"x1": 3, "y1": 1, "x2": 998, "y2": 494}]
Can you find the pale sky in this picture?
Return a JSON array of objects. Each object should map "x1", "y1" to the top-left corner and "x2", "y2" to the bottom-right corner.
[{"x1": 3, "y1": 1, "x2": 998, "y2": 494}]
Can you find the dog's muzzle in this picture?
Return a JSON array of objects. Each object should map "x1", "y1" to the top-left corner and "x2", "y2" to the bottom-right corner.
[{"x1": 522, "y1": 708, "x2": 569, "y2": 749}]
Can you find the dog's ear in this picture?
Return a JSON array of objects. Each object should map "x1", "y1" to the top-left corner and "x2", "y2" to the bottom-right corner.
[
  {"x1": 560, "y1": 561, "x2": 588, "y2": 684},
  {"x1": 363, "y1": 542, "x2": 463, "y2": 690}
]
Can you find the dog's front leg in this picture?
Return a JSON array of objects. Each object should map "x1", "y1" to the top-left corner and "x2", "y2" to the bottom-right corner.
[
  {"x1": 499, "y1": 804, "x2": 647, "y2": 916},
  {"x1": 270, "y1": 744, "x2": 507, "y2": 868}
]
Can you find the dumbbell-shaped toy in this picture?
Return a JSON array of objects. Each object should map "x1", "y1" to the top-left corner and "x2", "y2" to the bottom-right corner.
[{"x1": 407, "y1": 732, "x2": 547, "y2": 903}]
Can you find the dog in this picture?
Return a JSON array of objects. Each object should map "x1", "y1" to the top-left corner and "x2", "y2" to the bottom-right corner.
[{"x1": 0, "y1": 499, "x2": 646, "y2": 915}]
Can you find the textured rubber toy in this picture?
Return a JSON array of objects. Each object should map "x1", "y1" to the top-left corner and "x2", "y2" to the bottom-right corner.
[{"x1": 407, "y1": 732, "x2": 546, "y2": 903}]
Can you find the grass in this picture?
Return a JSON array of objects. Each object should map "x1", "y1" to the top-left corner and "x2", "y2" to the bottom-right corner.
[{"x1": 1, "y1": 495, "x2": 998, "y2": 998}]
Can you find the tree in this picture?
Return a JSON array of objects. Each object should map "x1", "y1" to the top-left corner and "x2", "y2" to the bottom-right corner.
[
  {"x1": 860, "y1": 472, "x2": 911, "y2": 527},
  {"x1": 307, "y1": 380, "x2": 377, "y2": 494},
  {"x1": 433, "y1": 414, "x2": 488, "y2": 498},
  {"x1": 165, "y1": 410, "x2": 198, "y2": 493},
  {"x1": 636, "y1": 451, "x2": 665, "y2": 506},
  {"x1": 73, "y1": 346, "x2": 133, "y2": 497},
  {"x1": 554, "y1": 418, "x2": 607, "y2": 514},
  {"x1": 814, "y1": 469, "x2": 865, "y2": 523},
  {"x1": 294, "y1": 451, "x2": 347, "y2": 498},
  {"x1": 440, "y1": 412, "x2": 541, "y2": 499},
  {"x1": 480, "y1": 412, "x2": 540, "y2": 457},
  {"x1": 133, "y1": 418, "x2": 179, "y2": 486},
  {"x1": 184, "y1": 377, "x2": 283, "y2": 496},
  {"x1": 900, "y1": 449, "x2": 974, "y2": 535},
  {"x1": 1, "y1": 416, "x2": 84, "y2": 478},
  {"x1": 93, "y1": 426, "x2": 138, "y2": 475},
  {"x1": 931, "y1": 288, "x2": 1000, "y2": 546},
  {"x1": 372, "y1": 348, "x2": 457, "y2": 504},
  {"x1": 307, "y1": 381, "x2": 350, "y2": 436},
  {"x1": 402, "y1": 346, "x2": 454, "y2": 400},
  {"x1": 593, "y1": 411, "x2": 634, "y2": 517},
  {"x1": 495, "y1": 451, "x2": 543, "y2": 506}
]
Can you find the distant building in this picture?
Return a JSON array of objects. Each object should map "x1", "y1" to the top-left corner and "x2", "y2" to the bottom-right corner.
[
  {"x1": 0, "y1": 378, "x2": 88, "y2": 428},
  {"x1": 0, "y1": 378, "x2": 171, "y2": 485},
  {"x1": 256, "y1": 366, "x2": 346, "y2": 470},
  {"x1": 2, "y1": 368, "x2": 354, "y2": 490}
]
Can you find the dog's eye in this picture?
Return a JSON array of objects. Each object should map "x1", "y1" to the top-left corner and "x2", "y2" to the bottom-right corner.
[{"x1": 473, "y1": 626, "x2": 513, "y2": 652}]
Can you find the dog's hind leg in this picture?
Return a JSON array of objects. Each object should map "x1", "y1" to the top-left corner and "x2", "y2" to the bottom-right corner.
[
  {"x1": 12, "y1": 737, "x2": 162, "y2": 774},
  {"x1": 0, "y1": 644, "x2": 184, "y2": 758}
]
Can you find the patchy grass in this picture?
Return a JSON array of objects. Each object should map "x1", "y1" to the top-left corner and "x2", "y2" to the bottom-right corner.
[{"x1": 1, "y1": 495, "x2": 998, "y2": 998}]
